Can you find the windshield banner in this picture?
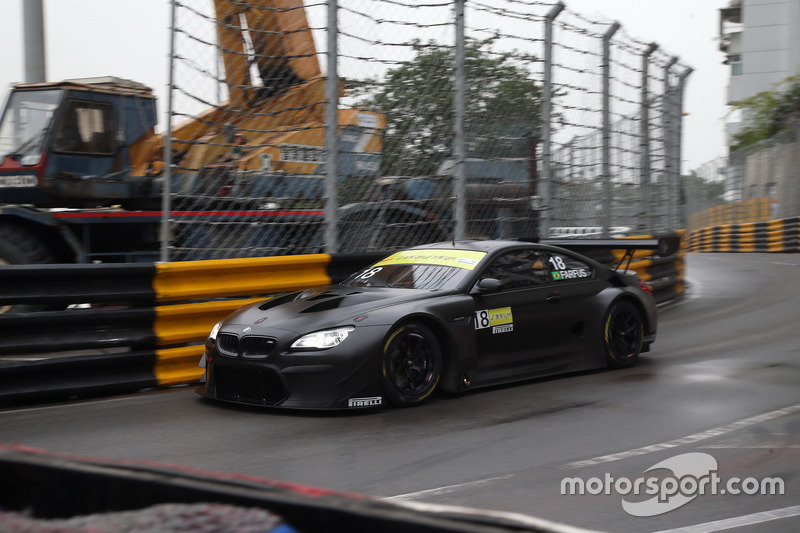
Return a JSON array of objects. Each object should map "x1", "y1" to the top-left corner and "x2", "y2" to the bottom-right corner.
[{"x1": 376, "y1": 249, "x2": 486, "y2": 270}]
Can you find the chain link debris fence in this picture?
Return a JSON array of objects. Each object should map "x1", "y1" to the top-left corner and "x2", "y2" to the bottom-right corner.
[
  {"x1": 687, "y1": 120, "x2": 800, "y2": 232},
  {"x1": 163, "y1": 0, "x2": 690, "y2": 260}
]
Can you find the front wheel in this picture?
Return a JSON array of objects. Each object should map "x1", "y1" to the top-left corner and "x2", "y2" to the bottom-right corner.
[
  {"x1": 603, "y1": 300, "x2": 644, "y2": 369},
  {"x1": 380, "y1": 322, "x2": 442, "y2": 407}
]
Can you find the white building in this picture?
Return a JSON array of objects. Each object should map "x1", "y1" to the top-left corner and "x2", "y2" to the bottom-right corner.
[
  {"x1": 719, "y1": 0, "x2": 800, "y2": 143},
  {"x1": 717, "y1": 0, "x2": 800, "y2": 216}
]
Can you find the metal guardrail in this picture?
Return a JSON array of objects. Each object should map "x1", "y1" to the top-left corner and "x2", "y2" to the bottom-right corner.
[
  {"x1": 0, "y1": 240, "x2": 684, "y2": 405},
  {"x1": 0, "y1": 254, "x2": 377, "y2": 404},
  {"x1": 611, "y1": 232, "x2": 686, "y2": 304}
]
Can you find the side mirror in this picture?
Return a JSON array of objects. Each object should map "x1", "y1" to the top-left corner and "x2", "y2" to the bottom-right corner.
[{"x1": 474, "y1": 277, "x2": 503, "y2": 294}]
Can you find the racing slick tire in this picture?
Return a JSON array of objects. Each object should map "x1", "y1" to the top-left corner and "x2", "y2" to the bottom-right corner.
[
  {"x1": 603, "y1": 299, "x2": 644, "y2": 369},
  {"x1": 380, "y1": 322, "x2": 442, "y2": 407}
]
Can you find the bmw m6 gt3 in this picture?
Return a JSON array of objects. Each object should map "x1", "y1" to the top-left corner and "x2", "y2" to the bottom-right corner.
[{"x1": 198, "y1": 239, "x2": 662, "y2": 409}]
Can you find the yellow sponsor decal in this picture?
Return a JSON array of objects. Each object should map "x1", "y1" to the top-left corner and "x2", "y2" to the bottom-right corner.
[
  {"x1": 489, "y1": 307, "x2": 513, "y2": 325},
  {"x1": 475, "y1": 307, "x2": 513, "y2": 330},
  {"x1": 376, "y1": 249, "x2": 486, "y2": 270}
]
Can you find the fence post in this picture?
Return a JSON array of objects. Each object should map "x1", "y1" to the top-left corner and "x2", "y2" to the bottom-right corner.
[
  {"x1": 453, "y1": 0, "x2": 467, "y2": 241},
  {"x1": 161, "y1": 0, "x2": 178, "y2": 263},
  {"x1": 602, "y1": 22, "x2": 620, "y2": 238},
  {"x1": 541, "y1": 1, "x2": 565, "y2": 240},
  {"x1": 637, "y1": 43, "x2": 657, "y2": 233},
  {"x1": 687, "y1": 170, "x2": 698, "y2": 233},
  {"x1": 663, "y1": 56, "x2": 678, "y2": 231},
  {"x1": 324, "y1": 0, "x2": 340, "y2": 253},
  {"x1": 675, "y1": 67, "x2": 693, "y2": 228}
]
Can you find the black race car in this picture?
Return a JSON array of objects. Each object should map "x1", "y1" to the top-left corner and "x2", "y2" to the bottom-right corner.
[{"x1": 198, "y1": 239, "x2": 665, "y2": 409}]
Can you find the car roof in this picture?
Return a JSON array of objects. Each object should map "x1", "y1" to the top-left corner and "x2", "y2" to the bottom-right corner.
[
  {"x1": 406, "y1": 239, "x2": 607, "y2": 269},
  {"x1": 409, "y1": 239, "x2": 588, "y2": 257},
  {"x1": 409, "y1": 239, "x2": 526, "y2": 253}
]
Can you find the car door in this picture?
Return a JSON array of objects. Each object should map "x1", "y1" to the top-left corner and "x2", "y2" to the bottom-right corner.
[
  {"x1": 471, "y1": 248, "x2": 567, "y2": 381},
  {"x1": 539, "y1": 249, "x2": 607, "y2": 356}
]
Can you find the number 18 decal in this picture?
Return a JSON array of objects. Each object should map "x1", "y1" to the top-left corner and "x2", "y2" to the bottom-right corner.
[
  {"x1": 475, "y1": 307, "x2": 513, "y2": 330},
  {"x1": 475, "y1": 309, "x2": 491, "y2": 329},
  {"x1": 359, "y1": 267, "x2": 383, "y2": 279}
]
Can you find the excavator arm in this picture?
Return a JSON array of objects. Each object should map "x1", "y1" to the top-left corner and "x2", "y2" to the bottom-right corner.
[
  {"x1": 136, "y1": 0, "x2": 382, "y2": 182},
  {"x1": 213, "y1": 0, "x2": 321, "y2": 107}
]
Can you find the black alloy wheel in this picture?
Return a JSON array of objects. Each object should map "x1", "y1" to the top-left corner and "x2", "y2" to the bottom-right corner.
[
  {"x1": 381, "y1": 322, "x2": 442, "y2": 406},
  {"x1": 603, "y1": 299, "x2": 644, "y2": 368}
]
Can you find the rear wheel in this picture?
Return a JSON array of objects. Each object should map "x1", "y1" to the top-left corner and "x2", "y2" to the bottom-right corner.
[
  {"x1": 381, "y1": 322, "x2": 442, "y2": 406},
  {"x1": 603, "y1": 300, "x2": 644, "y2": 369}
]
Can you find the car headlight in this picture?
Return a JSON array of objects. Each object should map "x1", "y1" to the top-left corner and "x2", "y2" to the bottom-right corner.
[
  {"x1": 291, "y1": 326, "x2": 354, "y2": 350},
  {"x1": 208, "y1": 321, "x2": 222, "y2": 341}
]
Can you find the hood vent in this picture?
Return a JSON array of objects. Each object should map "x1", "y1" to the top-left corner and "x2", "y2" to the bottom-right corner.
[
  {"x1": 301, "y1": 298, "x2": 344, "y2": 313},
  {"x1": 306, "y1": 291, "x2": 339, "y2": 301}
]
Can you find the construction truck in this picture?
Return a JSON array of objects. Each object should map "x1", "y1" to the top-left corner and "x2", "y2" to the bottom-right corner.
[{"x1": 0, "y1": 0, "x2": 383, "y2": 265}]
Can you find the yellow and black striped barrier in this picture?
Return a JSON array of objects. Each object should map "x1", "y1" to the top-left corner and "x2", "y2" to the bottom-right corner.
[
  {"x1": 612, "y1": 231, "x2": 686, "y2": 304},
  {"x1": 0, "y1": 254, "x2": 379, "y2": 404},
  {"x1": 688, "y1": 217, "x2": 800, "y2": 253}
]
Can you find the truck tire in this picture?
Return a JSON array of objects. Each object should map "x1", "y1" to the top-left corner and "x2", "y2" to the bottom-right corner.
[
  {"x1": 0, "y1": 223, "x2": 55, "y2": 265},
  {"x1": 0, "y1": 223, "x2": 56, "y2": 314}
]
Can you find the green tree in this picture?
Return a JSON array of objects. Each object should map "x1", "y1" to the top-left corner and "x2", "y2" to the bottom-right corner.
[
  {"x1": 731, "y1": 75, "x2": 800, "y2": 150},
  {"x1": 681, "y1": 172, "x2": 725, "y2": 207},
  {"x1": 352, "y1": 37, "x2": 543, "y2": 176}
]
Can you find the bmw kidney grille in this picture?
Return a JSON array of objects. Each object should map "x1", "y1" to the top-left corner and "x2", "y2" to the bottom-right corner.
[
  {"x1": 241, "y1": 336, "x2": 277, "y2": 358},
  {"x1": 217, "y1": 333, "x2": 276, "y2": 358},
  {"x1": 217, "y1": 333, "x2": 239, "y2": 356}
]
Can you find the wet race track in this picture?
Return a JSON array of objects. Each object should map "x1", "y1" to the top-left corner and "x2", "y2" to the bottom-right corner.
[{"x1": 3, "y1": 253, "x2": 800, "y2": 532}]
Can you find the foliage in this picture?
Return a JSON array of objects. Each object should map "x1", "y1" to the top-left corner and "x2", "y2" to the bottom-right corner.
[
  {"x1": 730, "y1": 75, "x2": 800, "y2": 150},
  {"x1": 680, "y1": 172, "x2": 725, "y2": 206},
  {"x1": 351, "y1": 37, "x2": 543, "y2": 176}
]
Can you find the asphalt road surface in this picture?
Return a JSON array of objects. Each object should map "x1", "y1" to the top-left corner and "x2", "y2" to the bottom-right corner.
[{"x1": 3, "y1": 253, "x2": 800, "y2": 532}]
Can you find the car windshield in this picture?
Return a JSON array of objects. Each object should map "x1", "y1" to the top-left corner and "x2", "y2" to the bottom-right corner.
[
  {"x1": 343, "y1": 249, "x2": 487, "y2": 291},
  {"x1": 0, "y1": 89, "x2": 62, "y2": 158}
]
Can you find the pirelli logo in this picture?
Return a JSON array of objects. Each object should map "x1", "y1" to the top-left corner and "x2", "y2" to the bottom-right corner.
[{"x1": 348, "y1": 396, "x2": 382, "y2": 408}]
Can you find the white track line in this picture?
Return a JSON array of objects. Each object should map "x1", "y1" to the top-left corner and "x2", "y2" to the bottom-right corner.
[
  {"x1": 384, "y1": 474, "x2": 515, "y2": 501},
  {"x1": 567, "y1": 402, "x2": 800, "y2": 469},
  {"x1": 651, "y1": 504, "x2": 800, "y2": 533}
]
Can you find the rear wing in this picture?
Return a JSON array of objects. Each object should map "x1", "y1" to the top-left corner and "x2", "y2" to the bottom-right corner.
[{"x1": 539, "y1": 236, "x2": 681, "y2": 271}]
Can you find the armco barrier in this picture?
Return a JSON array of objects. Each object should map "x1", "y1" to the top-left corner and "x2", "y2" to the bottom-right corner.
[
  {"x1": 0, "y1": 254, "x2": 379, "y2": 405},
  {"x1": 610, "y1": 232, "x2": 686, "y2": 304},
  {"x1": 0, "y1": 241, "x2": 683, "y2": 405},
  {"x1": 688, "y1": 216, "x2": 800, "y2": 253}
]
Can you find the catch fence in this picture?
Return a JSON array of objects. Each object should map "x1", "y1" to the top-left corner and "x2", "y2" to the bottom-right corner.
[{"x1": 163, "y1": 0, "x2": 690, "y2": 259}]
